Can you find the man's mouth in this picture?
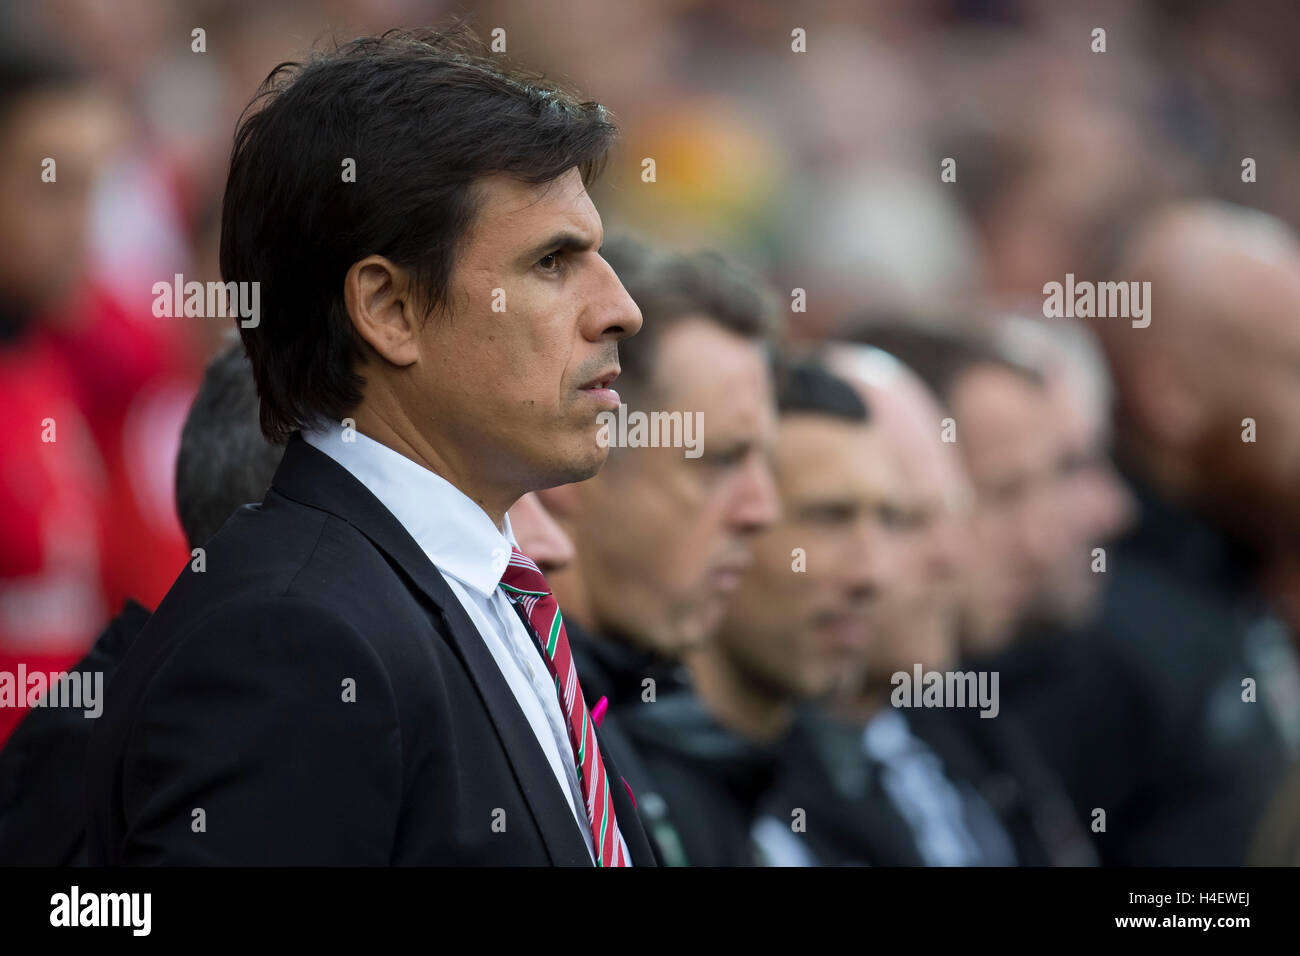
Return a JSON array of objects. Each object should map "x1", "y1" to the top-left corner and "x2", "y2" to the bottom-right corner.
[
  {"x1": 579, "y1": 368, "x2": 621, "y2": 407},
  {"x1": 710, "y1": 555, "x2": 753, "y2": 592},
  {"x1": 816, "y1": 610, "x2": 871, "y2": 651}
]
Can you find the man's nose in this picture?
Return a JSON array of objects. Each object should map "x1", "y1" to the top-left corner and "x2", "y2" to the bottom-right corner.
[
  {"x1": 728, "y1": 454, "x2": 782, "y2": 535},
  {"x1": 928, "y1": 518, "x2": 966, "y2": 581},
  {"x1": 845, "y1": 516, "x2": 891, "y2": 602},
  {"x1": 1089, "y1": 465, "x2": 1137, "y2": 542},
  {"x1": 587, "y1": 258, "x2": 643, "y2": 342}
]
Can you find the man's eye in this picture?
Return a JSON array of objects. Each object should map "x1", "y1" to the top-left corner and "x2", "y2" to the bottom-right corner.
[
  {"x1": 538, "y1": 251, "x2": 563, "y2": 272},
  {"x1": 878, "y1": 505, "x2": 906, "y2": 528},
  {"x1": 706, "y1": 447, "x2": 746, "y2": 468},
  {"x1": 804, "y1": 504, "x2": 856, "y2": 524}
]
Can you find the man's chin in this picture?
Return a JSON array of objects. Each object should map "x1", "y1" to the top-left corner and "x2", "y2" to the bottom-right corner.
[
  {"x1": 541, "y1": 437, "x2": 608, "y2": 487},
  {"x1": 671, "y1": 605, "x2": 726, "y2": 656}
]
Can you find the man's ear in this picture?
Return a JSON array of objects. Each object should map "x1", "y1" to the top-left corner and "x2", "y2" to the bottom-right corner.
[
  {"x1": 1130, "y1": 349, "x2": 1206, "y2": 450},
  {"x1": 344, "y1": 255, "x2": 421, "y2": 367}
]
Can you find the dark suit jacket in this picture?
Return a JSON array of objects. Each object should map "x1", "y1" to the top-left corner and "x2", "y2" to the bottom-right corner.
[
  {"x1": 85, "y1": 433, "x2": 657, "y2": 866},
  {"x1": 0, "y1": 600, "x2": 149, "y2": 865},
  {"x1": 619, "y1": 690, "x2": 782, "y2": 866},
  {"x1": 989, "y1": 476, "x2": 1293, "y2": 865}
]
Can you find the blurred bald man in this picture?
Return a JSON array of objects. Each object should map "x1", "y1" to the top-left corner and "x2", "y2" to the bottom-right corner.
[
  {"x1": 998, "y1": 201, "x2": 1300, "y2": 865},
  {"x1": 845, "y1": 323, "x2": 1066, "y2": 659},
  {"x1": 1086, "y1": 201, "x2": 1300, "y2": 862},
  {"x1": 1102, "y1": 202, "x2": 1300, "y2": 547},
  {"x1": 1100, "y1": 202, "x2": 1300, "y2": 639},
  {"x1": 991, "y1": 317, "x2": 1135, "y2": 632},
  {"x1": 823, "y1": 344, "x2": 972, "y2": 672}
]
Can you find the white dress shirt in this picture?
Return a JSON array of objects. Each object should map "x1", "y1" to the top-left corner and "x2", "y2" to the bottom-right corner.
[
  {"x1": 862, "y1": 710, "x2": 1014, "y2": 866},
  {"x1": 304, "y1": 423, "x2": 627, "y2": 865},
  {"x1": 752, "y1": 814, "x2": 817, "y2": 867}
]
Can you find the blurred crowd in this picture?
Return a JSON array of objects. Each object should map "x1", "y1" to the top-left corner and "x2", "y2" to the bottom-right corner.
[{"x1": 3, "y1": 0, "x2": 1300, "y2": 865}]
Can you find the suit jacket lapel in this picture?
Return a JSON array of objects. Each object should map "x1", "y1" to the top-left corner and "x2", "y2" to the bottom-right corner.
[{"x1": 270, "y1": 433, "x2": 592, "y2": 865}]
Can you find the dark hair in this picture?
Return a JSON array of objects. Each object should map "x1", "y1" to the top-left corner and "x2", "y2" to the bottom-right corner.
[
  {"x1": 773, "y1": 357, "x2": 869, "y2": 422},
  {"x1": 600, "y1": 233, "x2": 782, "y2": 409},
  {"x1": 175, "y1": 341, "x2": 286, "y2": 548},
  {"x1": 839, "y1": 320, "x2": 1042, "y2": 406},
  {"x1": 0, "y1": 39, "x2": 87, "y2": 133},
  {"x1": 221, "y1": 23, "x2": 619, "y2": 443}
]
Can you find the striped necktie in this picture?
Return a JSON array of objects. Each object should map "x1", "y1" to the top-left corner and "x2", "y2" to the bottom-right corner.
[{"x1": 499, "y1": 546, "x2": 628, "y2": 867}]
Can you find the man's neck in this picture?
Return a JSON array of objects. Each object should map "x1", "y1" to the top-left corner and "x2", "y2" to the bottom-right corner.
[
  {"x1": 829, "y1": 686, "x2": 888, "y2": 726},
  {"x1": 685, "y1": 647, "x2": 794, "y2": 745},
  {"x1": 349, "y1": 405, "x2": 515, "y2": 528}
]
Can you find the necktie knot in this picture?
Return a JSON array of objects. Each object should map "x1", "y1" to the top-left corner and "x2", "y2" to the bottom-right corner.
[{"x1": 499, "y1": 546, "x2": 551, "y2": 601}]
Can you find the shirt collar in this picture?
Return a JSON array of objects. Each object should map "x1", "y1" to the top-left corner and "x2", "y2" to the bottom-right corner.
[{"x1": 302, "y1": 421, "x2": 516, "y2": 596}]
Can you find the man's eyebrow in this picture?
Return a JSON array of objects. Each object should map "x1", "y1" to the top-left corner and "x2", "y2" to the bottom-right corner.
[
  {"x1": 518, "y1": 231, "x2": 599, "y2": 265},
  {"x1": 796, "y1": 497, "x2": 859, "y2": 518}
]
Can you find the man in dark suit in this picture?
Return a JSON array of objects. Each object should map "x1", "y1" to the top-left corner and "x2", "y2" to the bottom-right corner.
[{"x1": 85, "y1": 25, "x2": 652, "y2": 866}]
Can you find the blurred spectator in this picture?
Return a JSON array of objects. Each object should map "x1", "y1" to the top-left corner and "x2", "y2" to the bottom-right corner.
[
  {"x1": 0, "y1": 23, "x2": 200, "y2": 755},
  {"x1": 823, "y1": 342, "x2": 972, "y2": 675},
  {"x1": 0, "y1": 42, "x2": 114, "y2": 744},
  {"x1": 624, "y1": 360, "x2": 882, "y2": 866},
  {"x1": 846, "y1": 322, "x2": 1060, "y2": 658},
  {"x1": 989, "y1": 315, "x2": 1136, "y2": 632},
  {"x1": 1051, "y1": 199, "x2": 1300, "y2": 864},
  {"x1": 770, "y1": 341, "x2": 1095, "y2": 866},
  {"x1": 540, "y1": 235, "x2": 783, "y2": 864},
  {"x1": 981, "y1": 202, "x2": 1300, "y2": 866}
]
